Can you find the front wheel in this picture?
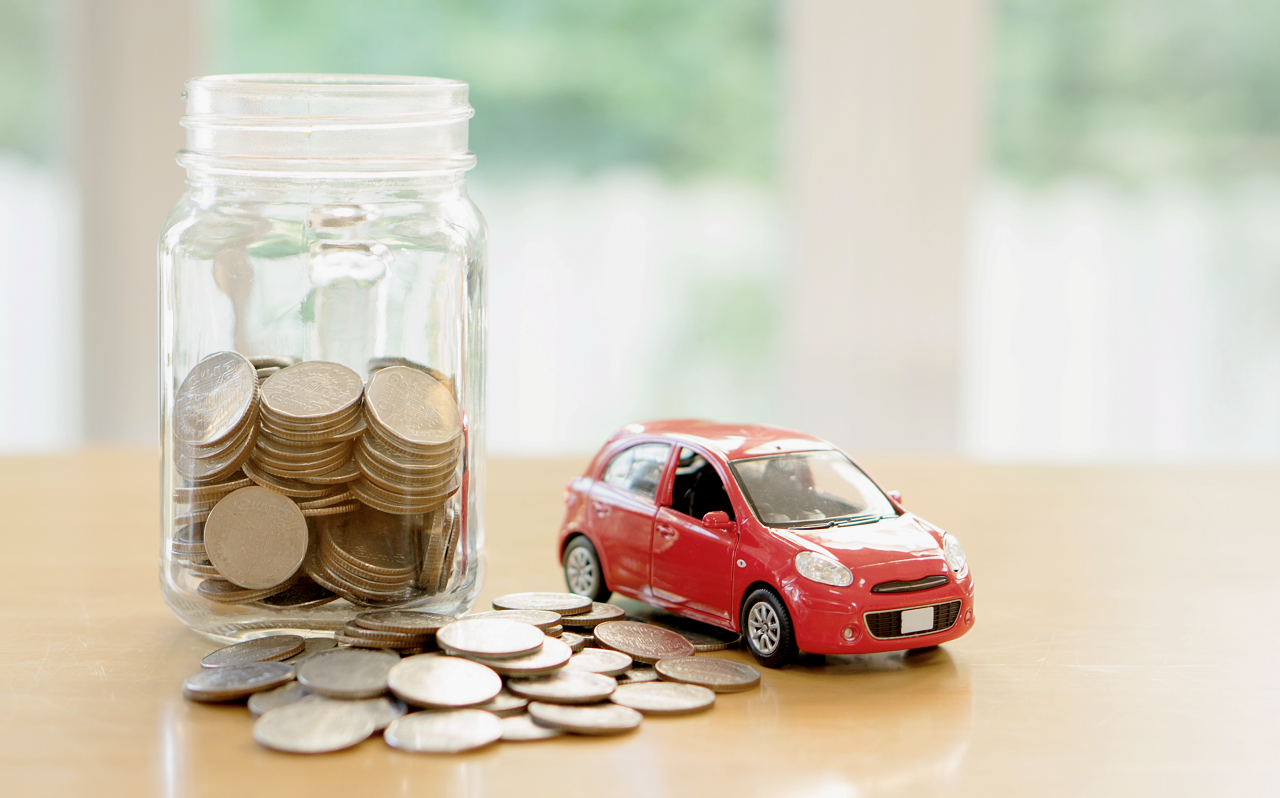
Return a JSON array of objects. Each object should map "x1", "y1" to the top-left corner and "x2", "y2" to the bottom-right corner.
[
  {"x1": 741, "y1": 588, "x2": 798, "y2": 668},
  {"x1": 563, "y1": 536, "x2": 610, "y2": 602}
]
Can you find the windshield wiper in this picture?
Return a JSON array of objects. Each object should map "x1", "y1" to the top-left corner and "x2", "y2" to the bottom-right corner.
[
  {"x1": 785, "y1": 512, "x2": 884, "y2": 530},
  {"x1": 832, "y1": 513, "x2": 887, "y2": 527}
]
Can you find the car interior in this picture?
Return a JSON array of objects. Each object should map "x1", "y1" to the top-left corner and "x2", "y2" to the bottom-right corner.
[{"x1": 669, "y1": 447, "x2": 735, "y2": 521}]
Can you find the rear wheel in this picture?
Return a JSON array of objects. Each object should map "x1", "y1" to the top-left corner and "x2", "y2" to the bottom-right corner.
[
  {"x1": 563, "y1": 536, "x2": 610, "y2": 602},
  {"x1": 741, "y1": 588, "x2": 797, "y2": 668}
]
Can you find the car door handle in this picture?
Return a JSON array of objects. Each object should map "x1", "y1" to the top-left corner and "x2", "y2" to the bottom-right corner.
[
  {"x1": 657, "y1": 524, "x2": 676, "y2": 538},
  {"x1": 592, "y1": 502, "x2": 611, "y2": 518}
]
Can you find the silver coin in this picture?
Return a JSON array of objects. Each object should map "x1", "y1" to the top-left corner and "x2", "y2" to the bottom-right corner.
[
  {"x1": 594, "y1": 621, "x2": 696, "y2": 664},
  {"x1": 338, "y1": 694, "x2": 407, "y2": 731},
  {"x1": 500, "y1": 714, "x2": 563, "y2": 742},
  {"x1": 281, "y1": 637, "x2": 339, "y2": 664},
  {"x1": 183, "y1": 661, "x2": 295, "y2": 703},
  {"x1": 561, "y1": 632, "x2": 587, "y2": 653},
  {"x1": 562, "y1": 648, "x2": 632, "y2": 677},
  {"x1": 610, "y1": 682, "x2": 716, "y2": 715},
  {"x1": 253, "y1": 696, "x2": 377, "y2": 753},
  {"x1": 436, "y1": 618, "x2": 545, "y2": 659},
  {"x1": 492, "y1": 592, "x2": 592, "y2": 616},
  {"x1": 506, "y1": 670, "x2": 617, "y2": 705},
  {"x1": 248, "y1": 681, "x2": 310, "y2": 718},
  {"x1": 296, "y1": 647, "x2": 399, "y2": 699},
  {"x1": 464, "y1": 609, "x2": 562, "y2": 630},
  {"x1": 469, "y1": 637, "x2": 573, "y2": 677},
  {"x1": 384, "y1": 709, "x2": 503, "y2": 754},
  {"x1": 618, "y1": 667, "x2": 661, "y2": 684},
  {"x1": 388, "y1": 654, "x2": 502, "y2": 708},
  {"x1": 557, "y1": 602, "x2": 626, "y2": 629},
  {"x1": 654, "y1": 656, "x2": 762, "y2": 692},
  {"x1": 201, "y1": 635, "x2": 305, "y2": 668},
  {"x1": 472, "y1": 689, "x2": 529, "y2": 717},
  {"x1": 526, "y1": 701, "x2": 643, "y2": 735},
  {"x1": 353, "y1": 610, "x2": 456, "y2": 635}
]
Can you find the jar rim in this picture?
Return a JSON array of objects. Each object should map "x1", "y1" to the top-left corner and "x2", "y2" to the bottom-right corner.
[{"x1": 186, "y1": 73, "x2": 469, "y2": 92}]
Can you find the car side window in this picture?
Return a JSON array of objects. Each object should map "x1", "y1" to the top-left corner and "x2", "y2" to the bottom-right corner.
[
  {"x1": 669, "y1": 447, "x2": 735, "y2": 521},
  {"x1": 601, "y1": 443, "x2": 671, "y2": 500}
]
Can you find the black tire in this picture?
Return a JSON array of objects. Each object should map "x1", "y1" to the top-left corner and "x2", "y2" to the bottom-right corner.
[
  {"x1": 740, "y1": 588, "x2": 798, "y2": 668},
  {"x1": 562, "y1": 536, "x2": 610, "y2": 602}
]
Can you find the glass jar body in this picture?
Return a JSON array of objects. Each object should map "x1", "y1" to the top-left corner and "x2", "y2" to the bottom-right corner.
[{"x1": 159, "y1": 173, "x2": 486, "y2": 642}]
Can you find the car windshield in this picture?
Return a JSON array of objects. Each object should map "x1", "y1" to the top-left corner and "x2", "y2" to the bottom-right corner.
[{"x1": 729, "y1": 451, "x2": 897, "y2": 528}]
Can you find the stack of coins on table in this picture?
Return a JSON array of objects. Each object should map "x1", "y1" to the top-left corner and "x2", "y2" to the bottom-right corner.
[
  {"x1": 180, "y1": 592, "x2": 762, "y2": 755},
  {"x1": 353, "y1": 366, "x2": 462, "y2": 516},
  {"x1": 169, "y1": 352, "x2": 465, "y2": 608}
]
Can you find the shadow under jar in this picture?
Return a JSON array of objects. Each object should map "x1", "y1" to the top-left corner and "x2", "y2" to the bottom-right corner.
[{"x1": 159, "y1": 74, "x2": 487, "y2": 641}]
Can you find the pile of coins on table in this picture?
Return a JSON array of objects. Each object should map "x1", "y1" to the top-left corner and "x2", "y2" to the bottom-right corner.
[
  {"x1": 169, "y1": 351, "x2": 465, "y2": 609},
  {"x1": 181, "y1": 593, "x2": 761, "y2": 754}
]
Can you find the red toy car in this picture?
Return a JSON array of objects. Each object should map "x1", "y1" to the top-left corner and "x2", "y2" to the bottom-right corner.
[{"x1": 557, "y1": 420, "x2": 975, "y2": 667}]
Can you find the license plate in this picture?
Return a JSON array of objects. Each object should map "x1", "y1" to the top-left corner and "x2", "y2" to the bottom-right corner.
[{"x1": 899, "y1": 606, "x2": 933, "y2": 635}]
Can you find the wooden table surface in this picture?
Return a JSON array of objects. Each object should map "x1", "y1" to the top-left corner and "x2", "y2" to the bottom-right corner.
[{"x1": 1, "y1": 450, "x2": 1277, "y2": 797}]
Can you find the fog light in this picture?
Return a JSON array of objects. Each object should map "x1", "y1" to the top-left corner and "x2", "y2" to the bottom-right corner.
[
  {"x1": 965, "y1": 609, "x2": 973, "y2": 626},
  {"x1": 842, "y1": 626, "x2": 856, "y2": 641}
]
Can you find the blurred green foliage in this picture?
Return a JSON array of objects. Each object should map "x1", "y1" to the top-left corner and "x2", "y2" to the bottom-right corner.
[
  {"x1": 0, "y1": 0, "x2": 57, "y2": 161},
  {"x1": 994, "y1": 0, "x2": 1280, "y2": 185},
  {"x1": 206, "y1": 0, "x2": 779, "y2": 183}
]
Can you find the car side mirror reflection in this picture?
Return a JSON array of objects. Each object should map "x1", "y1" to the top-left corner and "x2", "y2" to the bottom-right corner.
[{"x1": 701, "y1": 510, "x2": 734, "y2": 530}]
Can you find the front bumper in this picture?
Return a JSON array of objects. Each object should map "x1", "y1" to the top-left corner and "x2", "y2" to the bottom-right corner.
[{"x1": 785, "y1": 579, "x2": 975, "y2": 655}]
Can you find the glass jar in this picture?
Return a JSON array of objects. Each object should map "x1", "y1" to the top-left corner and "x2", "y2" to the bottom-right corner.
[{"x1": 158, "y1": 75, "x2": 486, "y2": 642}]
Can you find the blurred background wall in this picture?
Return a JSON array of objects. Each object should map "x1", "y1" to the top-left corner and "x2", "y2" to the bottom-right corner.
[{"x1": 0, "y1": 0, "x2": 1277, "y2": 463}]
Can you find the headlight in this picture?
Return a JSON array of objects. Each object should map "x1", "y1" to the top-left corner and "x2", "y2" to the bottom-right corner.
[
  {"x1": 794, "y1": 551, "x2": 853, "y2": 587},
  {"x1": 943, "y1": 534, "x2": 967, "y2": 573}
]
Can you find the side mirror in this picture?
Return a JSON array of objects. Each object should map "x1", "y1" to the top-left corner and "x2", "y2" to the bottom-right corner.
[
  {"x1": 701, "y1": 510, "x2": 734, "y2": 530},
  {"x1": 887, "y1": 490, "x2": 903, "y2": 506}
]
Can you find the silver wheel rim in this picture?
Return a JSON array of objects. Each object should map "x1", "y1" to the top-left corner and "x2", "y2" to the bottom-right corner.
[
  {"x1": 565, "y1": 546, "x2": 597, "y2": 596},
  {"x1": 747, "y1": 601, "x2": 780, "y2": 656}
]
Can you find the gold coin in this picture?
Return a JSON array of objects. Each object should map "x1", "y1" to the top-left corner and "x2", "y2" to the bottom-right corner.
[
  {"x1": 173, "y1": 351, "x2": 258, "y2": 448},
  {"x1": 242, "y1": 459, "x2": 346, "y2": 498},
  {"x1": 197, "y1": 578, "x2": 286, "y2": 604},
  {"x1": 364, "y1": 367, "x2": 461, "y2": 450},
  {"x1": 260, "y1": 361, "x2": 363, "y2": 424},
  {"x1": 296, "y1": 459, "x2": 361, "y2": 485},
  {"x1": 204, "y1": 487, "x2": 308, "y2": 590},
  {"x1": 295, "y1": 490, "x2": 355, "y2": 510},
  {"x1": 173, "y1": 474, "x2": 251, "y2": 504}
]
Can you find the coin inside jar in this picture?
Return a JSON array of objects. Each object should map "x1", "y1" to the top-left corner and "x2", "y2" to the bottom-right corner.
[
  {"x1": 253, "y1": 696, "x2": 377, "y2": 754},
  {"x1": 436, "y1": 618, "x2": 545, "y2": 660},
  {"x1": 296, "y1": 648, "x2": 399, "y2": 699},
  {"x1": 387, "y1": 654, "x2": 502, "y2": 708},
  {"x1": 203, "y1": 486, "x2": 308, "y2": 590},
  {"x1": 610, "y1": 682, "x2": 716, "y2": 715},
  {"x1": 525, "y1": 701, "x2": 643, "y2": 735},
  {"x1": 594, "y1": 621, "x2": 696, "y2": 664},
  {"x1": 654, "y1": 656, "x2": 762, "y2": 692},
  {"x1": 353, "y1": 610, "x2": 456, "y2": 635},
  {"x1": 383, "y1": 709, "x2": 502, "y2": 754}
]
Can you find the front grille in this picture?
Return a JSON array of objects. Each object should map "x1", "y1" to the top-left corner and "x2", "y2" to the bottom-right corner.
[
  {"x1": 872, "y1": 575, "x2": 950, "y2": 594},
  {"x1": 864, "y1": 600, "x2": 962, "y2": 639}
]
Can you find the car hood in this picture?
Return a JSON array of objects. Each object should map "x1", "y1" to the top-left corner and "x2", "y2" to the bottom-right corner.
[{"x1": 787, "y1": 514, "x2": 944, "y2": 570}]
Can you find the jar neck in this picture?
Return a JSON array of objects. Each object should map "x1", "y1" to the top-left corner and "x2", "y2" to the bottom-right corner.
[{"x1": 183, "y1": 168, "x2": 471, "y2": 204}]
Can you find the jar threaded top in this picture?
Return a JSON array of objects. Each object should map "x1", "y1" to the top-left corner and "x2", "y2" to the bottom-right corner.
[{"x1": 180, "y1": 74, "x2": 476, "y2": 177}]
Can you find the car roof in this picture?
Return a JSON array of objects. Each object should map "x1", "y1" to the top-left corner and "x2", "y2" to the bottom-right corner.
[{"x1": 611, "y1": 419, "x2": 838, "y2": 462}]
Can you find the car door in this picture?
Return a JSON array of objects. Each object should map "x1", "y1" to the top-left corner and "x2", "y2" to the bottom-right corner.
[
  {"x1": 650, "y1": 446, "x2": 739, "y2": 624},
  {"x1": 587, "y1": 441, "x2": 673, "y2": 598}
]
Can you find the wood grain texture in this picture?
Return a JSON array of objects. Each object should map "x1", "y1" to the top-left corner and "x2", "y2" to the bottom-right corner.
[{"x1": 1, "y1": 450, "x2": 1277, "y2": 796}]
